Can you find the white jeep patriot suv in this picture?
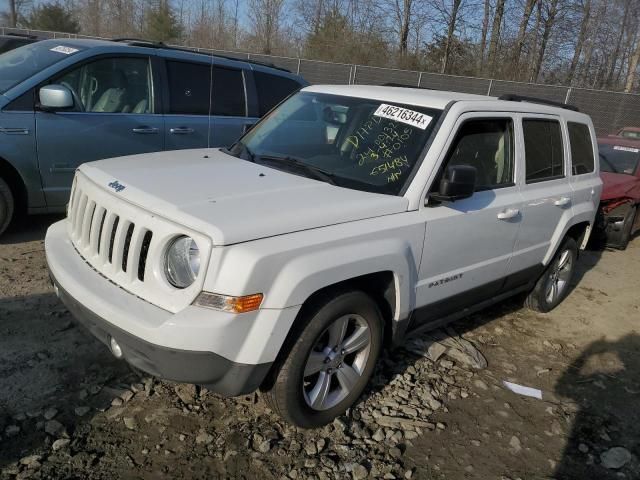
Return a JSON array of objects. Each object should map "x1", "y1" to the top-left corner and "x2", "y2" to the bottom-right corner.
[{"x1": 45, "y1": 85, "x2": 601, "y2": 427}]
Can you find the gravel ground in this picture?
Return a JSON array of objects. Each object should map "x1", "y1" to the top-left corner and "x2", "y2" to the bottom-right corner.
[{"x1": 1, "y1": 216, "x2": 639, "y2": 480}]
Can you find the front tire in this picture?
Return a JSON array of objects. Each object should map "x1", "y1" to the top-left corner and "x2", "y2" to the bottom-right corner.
[
  {"x1": 526, "y1": 236, "x2": 578, "y2": 313},
  {"x1": 0, "y1": 177, "x2": 15, "y2": 237},
  {"x1": 608, "y1": 204, "x2": 636, "y2": 250},
  {"x1": 263, "y1": 290, "x2": 383, "y2": 428}
]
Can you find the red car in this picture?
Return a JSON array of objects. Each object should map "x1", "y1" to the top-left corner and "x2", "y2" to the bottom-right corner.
[{"x1": 597, "y1": 136, "x2": 640, "y2": 249}]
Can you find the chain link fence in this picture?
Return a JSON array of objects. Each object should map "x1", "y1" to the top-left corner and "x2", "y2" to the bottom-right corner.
[{"x1": 3, "y1": 26, "x2": 639, "y2": 136}]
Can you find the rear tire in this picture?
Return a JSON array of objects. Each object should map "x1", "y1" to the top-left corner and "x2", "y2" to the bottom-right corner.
[
  {"x1": 526, "y1": 236, "x2": 577, "y2": 313},
  {"x1": 0, "y1": 177, "x2": 15, "y2": 237},
  {"x1": 263, "y1": 290, "x2": 383, "y2": 428}
]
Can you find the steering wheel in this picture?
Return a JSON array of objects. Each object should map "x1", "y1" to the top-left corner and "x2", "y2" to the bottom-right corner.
[{"x1": 61, "y1": 81, "x2": 84, "y2": 112}]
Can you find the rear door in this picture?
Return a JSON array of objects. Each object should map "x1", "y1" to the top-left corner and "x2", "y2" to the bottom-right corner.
[
  {"x1": 508, "y1": 115, "x2": 572, "y2": 275},
  {"x1": 414, "y1": 113, "x2": 522, "y2": 327},
  {"x1": 163, "y1": 60, "x2": 250, "y2": 150},
  {"x1": 163, "y1": 60, "x2": 212, "y2": 150}
]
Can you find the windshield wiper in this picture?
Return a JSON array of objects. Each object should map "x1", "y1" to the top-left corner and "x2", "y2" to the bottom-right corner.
[
  {"x1": 257, "y1": 155, "x2": 338, "y2": 185},
  {"x1": 229, "y1": 141, "x2": 257, "y2": 163}
]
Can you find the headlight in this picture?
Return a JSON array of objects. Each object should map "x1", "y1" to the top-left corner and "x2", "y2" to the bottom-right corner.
[{"x1": 164, "y1": 236, "x2": 200, "y2": 288}]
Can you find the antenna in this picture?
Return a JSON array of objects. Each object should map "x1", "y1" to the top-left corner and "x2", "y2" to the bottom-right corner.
[{"x1": 206, "y1": 0, "x2": 215, "y2": 150}]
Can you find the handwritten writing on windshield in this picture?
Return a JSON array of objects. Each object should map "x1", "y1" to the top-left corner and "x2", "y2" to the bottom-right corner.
[{"x1": 345, "y1": 117, "x2": 415, "y2": 183}]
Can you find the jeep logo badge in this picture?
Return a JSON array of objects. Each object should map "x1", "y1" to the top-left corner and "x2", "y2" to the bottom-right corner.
[{"x1": 108, "y1": 180, "x2": 126, "y2": 193}]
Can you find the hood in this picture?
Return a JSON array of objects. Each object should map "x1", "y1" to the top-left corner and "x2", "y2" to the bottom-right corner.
[
  {"x1": 600, "y1": 172, "x2": 640, "y2": 202},
  {"x1": 80, "y1": 149, "x2": 409, "y2": 245}
]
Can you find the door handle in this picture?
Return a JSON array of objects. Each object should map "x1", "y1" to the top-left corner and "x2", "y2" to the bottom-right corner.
[
  {"x1": 554, "y1": 197, "x2": 571, "y2": 207},
  {"x1": 132, "y1": 126, "x2": 159, "y2": 134},
  {"x1": 169, "y1": 127, "x2": 195, "y2": 135},
  {"x1": 497, "y1": 208, "x2": 520, "y2": 220},
  {"x1": 0, "y1": 127, "x2": 30, "y2": 135}
]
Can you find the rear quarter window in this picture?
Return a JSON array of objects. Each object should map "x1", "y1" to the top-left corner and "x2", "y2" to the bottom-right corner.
[
  {"x1": 254, "y1": 71, "x2": 302, "y2": 116},
  {"x1": 568, "y1": 122, "x2": 595, "y2": 175},
  {"x1": 523, "y1": 119, "x2": 564, "y2": 183}
]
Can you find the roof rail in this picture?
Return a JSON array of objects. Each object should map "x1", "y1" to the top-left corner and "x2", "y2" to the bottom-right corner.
[
  {"x1": 498, "y1": 94, "x2": 579, "y2": 112},
  {"x1": 3, "y1": 32, "x2": 38, "y2": 39},
  {"x1": 383, "y1": 82, "x2": 425, "y2": 89},
  {"x1": 110, "y1": 37, "x2": 291, "y2": 73}
]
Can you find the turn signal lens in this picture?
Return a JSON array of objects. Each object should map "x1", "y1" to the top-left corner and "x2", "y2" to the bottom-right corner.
[{"x1": 194, "y1": 292, "x2": 263, "y2": 313}]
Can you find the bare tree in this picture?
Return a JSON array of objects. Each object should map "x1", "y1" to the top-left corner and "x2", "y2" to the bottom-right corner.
[
  {"x1": 439, "y1": 0, "x2": 463, "y2": 73},
  {"x1": 512, "y1": 0, "x2": 538, "y2": 74},
  {"x1": 625, "y1": 34, "x2": 640, "y2": 92},
  {"x1": 477, "y1": 0, "x2": 490, "y2": 71},
  {"x1": 247, "y1": 0, "x2": 286, "y2": 54},
  {"x1": 566, "y1": 0, "x2": 591, "y2": 85},
  {"x1": 603, "y1": 0, "x2": 631, "y2": 88},
  {"x1": 486, "y1": 0, "x2": 506, "y2": 75},
  {"x1": 529, "y1": 0, "x2": 559, "y2": 83}
]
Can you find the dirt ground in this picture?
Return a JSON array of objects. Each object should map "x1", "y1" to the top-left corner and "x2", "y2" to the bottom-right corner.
[{"x1": 1, "y1": 215, "x2": 639, "y2": 480}]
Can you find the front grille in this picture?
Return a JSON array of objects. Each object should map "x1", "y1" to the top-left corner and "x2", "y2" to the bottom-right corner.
[
  {"x1": 66, "y1": 171, "x2": 212, "y2": 314},
  {"x1": 68, "y1": 185, "x2": 153, "y2": 284}
]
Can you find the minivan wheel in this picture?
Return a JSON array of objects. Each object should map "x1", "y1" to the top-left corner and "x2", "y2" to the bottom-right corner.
[
  {"x1": 526, "y1": 236, "x2": 577, "y2": 313},
  {"x1": 0, "y1": 177, "x2": 15, "y2": 237},
  {"x1": 263, "y1": 291, "x2": 383, "y2": 428}
]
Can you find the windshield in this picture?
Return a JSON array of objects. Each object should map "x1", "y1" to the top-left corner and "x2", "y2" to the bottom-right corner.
[
  {"x1": 619, "y1": 130, "x2": 640, "y2": 140},
  {"x1": 229, "y1": 91, "x2": 442, "y2": 195},
  {"x1": 599, "y1": 144, "x2": 640, "y2": 175},
  {"x1": 0, "y1": 42, "x2": 82, "y2": 94}
]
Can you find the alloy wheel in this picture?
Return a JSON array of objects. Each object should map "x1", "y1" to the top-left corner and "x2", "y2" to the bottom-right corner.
[
  {"x1": 302, "y1": 314, "x2": 371, "y2": 411},
  {"x1": 545, "y1": 248, "x2": 573, "y2": 304}
]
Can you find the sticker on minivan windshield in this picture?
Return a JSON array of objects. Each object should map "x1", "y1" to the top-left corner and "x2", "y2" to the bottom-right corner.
[
  {"x1": 50, "y1": 45, "x2": 79, "y2": 55},
  {"x1": 613, "y1": 145, "x2": 640, "y2": 153},
  {"x1": 374, "y1": 104, "x2": 432, "y2": 130}
]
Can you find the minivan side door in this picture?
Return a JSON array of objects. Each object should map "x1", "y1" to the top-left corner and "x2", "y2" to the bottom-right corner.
[
  {"x1": 507, "y1": 115, "x2": 573, "y2": 276},
  {"x1": 163, "y1": 60, "x2": 250, "y2": 150},
  {"x1": 36, "y1": 55, "x2": 163, "y2": 207},
  {"x1": 414, "y1": 114, "x2": 522, "y2": 328}
]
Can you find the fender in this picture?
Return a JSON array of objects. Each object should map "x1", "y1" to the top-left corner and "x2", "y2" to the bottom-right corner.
[{"x1": 206, "y1": 215, "x2": 426, "y2": 320}]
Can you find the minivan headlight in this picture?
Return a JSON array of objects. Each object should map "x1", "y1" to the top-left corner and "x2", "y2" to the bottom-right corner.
[{"x1": 164, "y1": 236, "x2": 200, "y2": 288}]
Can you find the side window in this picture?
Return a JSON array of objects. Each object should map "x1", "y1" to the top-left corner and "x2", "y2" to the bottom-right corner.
[
  {"x1": 523, "y1": 119, "x2": 564, "y2": 183},
  {"x1": 568, "y1": 122, "x2": 595, "y2": 175},
  {"x1": 55, "y1": 57, "x2": 153, "y2": 114},
  {"x1": 254, "y1": 71, "x2": 302, "y2": 116},
  {"x1": 445, "y1": 118, "x2": 515, "y2": 191},
  {"x1": 167, "y1": 61, "x2": 211, "y2": 115},
  {"x1": 211, "y1": 66, "x2": 245, "y2": 116}
]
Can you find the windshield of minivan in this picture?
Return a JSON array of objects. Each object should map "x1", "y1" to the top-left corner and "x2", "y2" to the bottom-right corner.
[
  {"x1": 229, "y1": 91, "x2": 442, "y2": 195},
  {"x1": 0, "y1": 42, "x2": 82, "y2": 94},
  {"x1": 599, "y1": 144, "x2": 640, "y2": 175}
]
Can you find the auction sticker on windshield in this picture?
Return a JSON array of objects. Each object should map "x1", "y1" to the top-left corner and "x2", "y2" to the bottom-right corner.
[
  {"x1": 374, "y1": 104, "x2": 432, "y2": 130},
  {"x1": 50, "y1": 45, "x2": 79, "y2": 55},
  {"x1": 613, "y1": 145, "x2": 640, "y2": 153}
]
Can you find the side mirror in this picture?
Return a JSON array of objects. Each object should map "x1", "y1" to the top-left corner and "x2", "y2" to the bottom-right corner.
[
  {"x1": 430, "y1": 165, "x2": 477, "y2": 202},
  {"x1": 38, "y1": 84, "x2": 74, "y2": 111}
]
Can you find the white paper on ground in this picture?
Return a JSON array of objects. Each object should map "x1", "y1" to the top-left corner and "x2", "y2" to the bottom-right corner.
[{"x1": 503, "y1": 381, "x2": 543, "y2": 399}]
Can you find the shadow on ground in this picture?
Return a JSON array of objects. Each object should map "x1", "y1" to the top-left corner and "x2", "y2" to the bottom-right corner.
[
  {"x1": 0, "y1": 215, "x2": 63, "y2": 245},
  {"x1": 554, "y1": 334, "x2": 640, "y2": 479}
]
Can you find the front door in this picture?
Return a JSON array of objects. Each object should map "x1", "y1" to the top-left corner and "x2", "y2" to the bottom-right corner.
[
  {"x1": 36, "y1": 55, "x2": 163, "y2": 207},
  {"x1": 414, "y1": 114, "x2": 522, "y2": 327}
]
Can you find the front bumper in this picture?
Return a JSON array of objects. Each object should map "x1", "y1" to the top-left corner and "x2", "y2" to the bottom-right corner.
[
  {"x1": 52, "y1": 274, "x2": 270, "y2": 396},
  {"x1": 44, "y1": 220, "x2": 301, "y2": 396}
]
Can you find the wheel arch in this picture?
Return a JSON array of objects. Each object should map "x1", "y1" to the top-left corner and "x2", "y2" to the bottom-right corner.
[{"x1": 260, "y1": 270, "x2": 399, "y2": 391}]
